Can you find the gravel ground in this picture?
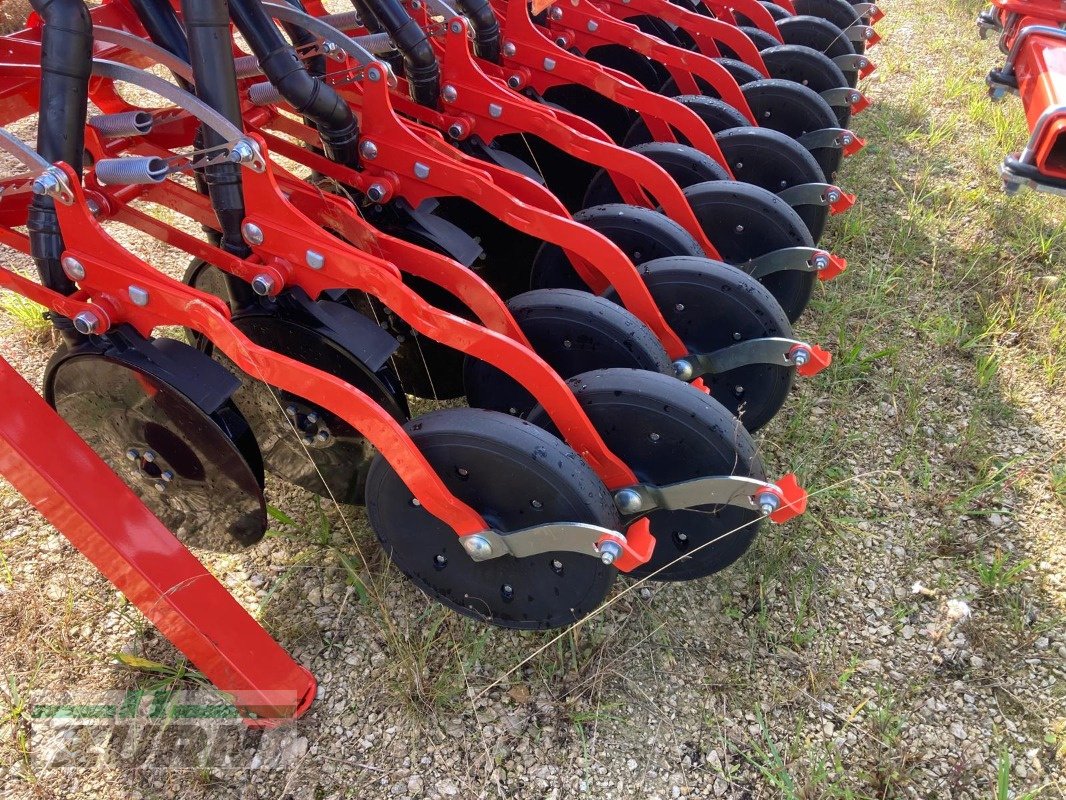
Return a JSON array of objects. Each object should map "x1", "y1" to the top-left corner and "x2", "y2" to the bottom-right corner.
[{"x1": 1, "y1": 0, "x2": 1065, "y2": 798}]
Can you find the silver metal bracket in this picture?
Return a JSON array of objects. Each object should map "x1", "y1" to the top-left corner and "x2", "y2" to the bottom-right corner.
[
  {"x1": 776, "y1": 182, "x2": 843, "y2": 208},
  {"x1": 845, "y1": 23, "x2": 876, "y2": 44},
  {"x1": 795, "y1": 128, "x2": 857, "y2": 151},
  {"x1": 459, "y1": 522, "x2": 619, "y2": 563},
  {"x1": 672, "y1": 337, "x2": 810, "y2": 380},
  {"x1": 612, "y1": 476, "x2": 779, "y2": 517},
  {"x1": 740, "y1": 247, "x2": 831, "y2": 279},
  {"x1": 819, "y1": 87, "x2": 864, "y2": 110},
  {"x1": 832, "y1": 53, "x2": 872, "y2": 73}
]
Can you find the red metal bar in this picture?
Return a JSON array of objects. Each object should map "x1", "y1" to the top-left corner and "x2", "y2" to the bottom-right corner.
[{"x1": 0, "y1": 355, "x2": 316, "y2": 724}]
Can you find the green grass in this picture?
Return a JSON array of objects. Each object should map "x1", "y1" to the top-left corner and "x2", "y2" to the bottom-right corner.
[{"x1": 0, "y1": 291, "x2": 51, "y2": 342}]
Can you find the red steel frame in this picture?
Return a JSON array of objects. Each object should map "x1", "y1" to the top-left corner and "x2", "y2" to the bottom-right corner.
[{"x1": 0, "y1": 0, "x2": 815, "y2": 713}]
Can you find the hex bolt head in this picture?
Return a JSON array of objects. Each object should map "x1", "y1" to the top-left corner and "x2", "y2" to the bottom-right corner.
[
  {"x1": 128, "y1": 286, "x2": 150, "y2": 306},
  {"x1": 366, "y1": 183, "x2": 386, "y2": 202},
  {"x1": 315, "y1": 430, "x2": 331, "y2": 443},
  {"x1": 503, "y1": 42, "x2": 516, "y2": 57},
  {"x1": 826, "y1": 190, "x2": 841, "y2": 204},
  {"x1": 367, "y1": 66, "x2": 382, "y2": 82},
  {"x1": 73, "y1": 310, "x2": 99, "y2": 335},
  {"x1": 757, "y1": 492, "x2": 780, "y2": 517},
  {"x1": 450, "y1": 21, "x2": 463, "y2": 34},
  {"x1": 791, "y1": 347, "x2": 810, "y2": 367},
  {"x1": 155, "y1": 481, "x2": 167, "y2": 493},
  {"x1": 442, "y1": 85, "x2": 458, "y2": 103},
  {"x1": 142, "y1": 450, "x2": 156, "y2": 463},
  {"x1": 160, "y1": 470, "x2": 174, "y2": 483},
  {"x1": 554, "y1": 36, "x2": 567, "y2": 47},
  {"x1": 360, "y1": 139, "x2": 379, "y2": 160},
  {"x1": 599, "y1": 540, "x2": 622, "y2": 566},
  {"x1": 507, "y1": 75, "x2": 522, "y2": 89},
  {"x1": 306, "y1": 250, "x2": 326, "y2": 269},
  {"x1": 241, "y1": 222, "x2": 264, "y2": 245},
  {"x1": 447, "y1": 122, "x2": 465, "y2": 139},
  {"x1": 672, "y1": 359, "x2": 694, "y2": 382},
  {"x1": 840, "y1": 134, "x2": 853, "y2": 147},
  {"x1": 614, "y1": 488, "x2": 644, "y2": 515},
  {"x1": 811, "y1": 254, "x2": 829, "y2": 270},
  {"x1": 125, "y1": 449, "x2": 140, "y2": 461},
  {"x1": 62, "y1": 256, "x2": 85, "y2": 281},
  {"x1": 462, "y1": 534, "x2": 493, "y2": 559}
]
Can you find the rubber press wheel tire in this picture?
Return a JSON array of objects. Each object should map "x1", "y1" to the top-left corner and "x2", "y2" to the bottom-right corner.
[
  {"x1": 603, "y1": 256, "x2": 796, "y2": 431},
  {"x1": 366, "y1": 409, "x2": 620, "y2": 630},
  {"x1": 527, "y1": 369, "x2": 766, "y2": 582},
  {"x1": 683, "y1": 180, "x2": 816, "y2": 321},
  {"x1": 622, "y1": 95, "x2": 750, "y2": 147},
  {"x1": 742, "y1": 78, "x2": 844, "y2": 180},
  {"x1": 739, "y1": 25, "x2": 781, "y2": 52},
  {"x1": 714, "y1": 126, "x2": 830, "y2": 241},
  {"x1": 582, "y1": 142, "x2": 730, "y2": 207},
  {"x1": 530, "y1": 203, "x2": 703, "y2": 291},
  {"x1": 760, "y1": 43, "x2": 852, "y2": 102},
  {"x1": 463, "y1": 288, "x2": 671, "y2": 418},
  {"x1": 793, "y1": 0, "x2": 868, "y2": 53},
  {"x1": 713, "y1": 58, "x2": 765, "y2": 87}
]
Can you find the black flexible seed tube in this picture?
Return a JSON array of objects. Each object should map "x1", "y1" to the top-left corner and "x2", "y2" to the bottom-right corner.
[
  {"x1": 27, "y1": 0, "x2": 92, "y2": 342},
  {"x1": 228, "y1": 0, "x2": 359, "y2": 166},
  {"x1": 355, "y1": 0, "x2": 440, "y2": 108},
  {"x1": 455, "y1": 0, "x2": 501, "y2": 63}
]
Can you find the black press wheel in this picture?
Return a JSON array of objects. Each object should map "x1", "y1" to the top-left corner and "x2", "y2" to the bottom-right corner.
[
  {"x1": 530, "y1": 203, "x2": 703, "y2": 290},
  {"x1": 463, "y1": 288, "x2": 671, "y2": 417},
  {"x1": 366, "y1": 409, "x2": 620, "y2": 629},
  {"x1": 603, "y1": 256, "x2": 795, "y2": 431},
  {"x1": 623, "y1": 95, "x2": 750, "y2": 146},
  {"x1": 527, "y1": 369, "x2": 766, "y2": 582},
  {"x1": 45, "y1": 338, "x2": 267, "y2": 550},
  {"x1": 582, "y1": 142, "x2": 730, "y2": 207},
  {"x1": 682, "y1": 180, "x2": 816, "y2": 321},
  {"x1": 714, "y1": 126, "x2": 830, "y2": 241},
  {"x1": 741, "y1": 78, "x2": 843, "y2": 180},
  {"x1": 793, "y1": 0, "x2": 868, "y2": 53}
]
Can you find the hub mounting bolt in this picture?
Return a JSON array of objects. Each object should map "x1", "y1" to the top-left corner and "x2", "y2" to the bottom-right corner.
[
  {"x1": 251, "y1": 274, "x2": 275, "y2": 296},
  {"x1": 142, "y1": 450, "x2": 156, "y2": 463},
  {"x1": 614, "y1": 488, "x2": 643, "y2": 515},
  {"x1": 599, "y1": 540, "x2": 622, "y2": 566},
  {"x1": 73, "y1": 311, "x2": 99, "y2": 335},
  {"x1": 160, "y1": 470, "x2": 174, "y2": 483},
  {"x1": 672, "y1": 359, "x2": 694, "y2": 381},
  {"x1": 241, "y1": 222, "x2": 264, "y2": 245},
  {"x1": 125, "y1": 449, "x2": 139, "y2": 461},
  {"x1": 62, "y1": 256, "x2": 85, "y2": 281},
  {"x1": 462, "y1": 534, "x2": 492, "y2": 559},
  {"x1": 757, "y1": 492, "x2": 780, "y2": 517}
]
